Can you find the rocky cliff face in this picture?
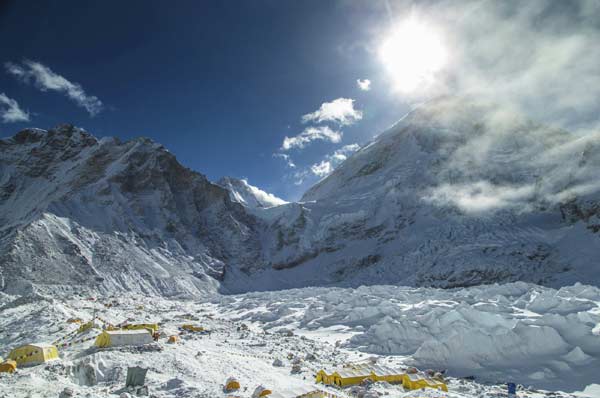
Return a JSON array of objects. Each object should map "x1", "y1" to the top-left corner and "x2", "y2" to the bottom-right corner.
[{"x1": 0, "y1": 125, "x2": 263, "y2": 296}]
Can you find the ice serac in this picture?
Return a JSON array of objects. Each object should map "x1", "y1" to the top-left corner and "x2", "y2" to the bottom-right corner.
[
  {"x1": 246, "y1": 98, "x2": 600, "y2": 290},
  {"x1": 217, "y1": 177, "x2": 286, "y2": 209},
  {"x1": 0, "y1": 125, "x2": 263, "y2": 296}
]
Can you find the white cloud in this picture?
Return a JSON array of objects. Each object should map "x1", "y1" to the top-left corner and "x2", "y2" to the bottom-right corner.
[
  {"x1": 292, "y1": 169, "x2": 310, "y2": 185},
  {"x1": 301, "y1": 98, "x2": 363, "y2": 126},
  {"x1": 282, "y1": 126, "x2": 342, "y2": 151},
  {"x1": 310, "y1": 143, "x2": 360, "y2": 177},
  {"x1": 357, "y1": 79, "x2": 371, "y2": 91},
  {"x1": 273, "y1": 153, "x2": 296, "y2": 168},
  {"x1": 0, "y1": 93, "x2": 30, "y2": 123},
  {"x1": 6, "y1": 60, "x2": 103, "y2": 116},
  {"x1": 424, "y1": 181, "x2": 536, "y2": 214},
  {"x1": 310, "y1": 161, "x2": 334, "y2": 177}
]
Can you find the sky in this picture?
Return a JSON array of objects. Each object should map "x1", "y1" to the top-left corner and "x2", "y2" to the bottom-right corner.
[{"x1": 1, "y1": 0, "x2": 599, "y2": 201}]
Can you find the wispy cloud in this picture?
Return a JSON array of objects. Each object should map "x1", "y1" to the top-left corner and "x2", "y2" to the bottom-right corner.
[
  {"x1": 310, "y1": 143, "x2": 360, "y2": 177},
  {"x1": 5, "y1": 60, "x2": 103, "y2": 116},
  {"x1": 424, "y1": 181, "x2": 535, "y2": 214},
  {"x1": 407, "y1": 97, "x2": 600, "y2": 214},
  {"x1": 282, "y1": 126, "x2": 342, "y2": 151},
  {"x1": 356, "y1": 79, "x2": 371, "y2": 91},
  {"x1": 301, "y1": 98, "x2": 362, "y2": 126},
  {"x1": 0, "y1": 93, "x2": 30, "y2": 123},
  {"x1": 273, "y1": 153, "x2": 296, "y2": 168}
]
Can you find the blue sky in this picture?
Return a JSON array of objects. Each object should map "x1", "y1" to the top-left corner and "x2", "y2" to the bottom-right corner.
[
  {"x1": 1, "y1": 1, "x2": 598, "y2": 200},
  {"x1": 0, "y1": 1, "x2": 414, "y2": 200}
]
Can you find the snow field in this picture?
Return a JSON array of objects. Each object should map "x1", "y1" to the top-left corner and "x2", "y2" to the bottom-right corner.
[{"x1": 1, "y1": 283, "x2": 598, "y2": 397}]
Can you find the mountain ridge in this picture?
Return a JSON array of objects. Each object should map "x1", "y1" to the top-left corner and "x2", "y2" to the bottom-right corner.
[{"x1": 2, "y1": 98, "x2": 600, "y2": 296}]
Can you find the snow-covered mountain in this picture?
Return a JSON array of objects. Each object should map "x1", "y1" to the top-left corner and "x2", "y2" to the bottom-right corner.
[
  {"x1": 238, "y1": 98, "x2": 600, "y2": 291},
  {"x1": 0, "y1": 125, "x2": 263, "y2": 296},
  {"x1": 217, "y1": 177, "x2": 287, "y2": 208},
  {"x1": 1, "y1": 98, "x2": 600, "y2": 296}
]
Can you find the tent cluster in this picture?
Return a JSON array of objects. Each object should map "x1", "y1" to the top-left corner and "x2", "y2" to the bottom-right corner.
[{"x1": 315, "y1": 363, "x2": 447, "y2": 392}]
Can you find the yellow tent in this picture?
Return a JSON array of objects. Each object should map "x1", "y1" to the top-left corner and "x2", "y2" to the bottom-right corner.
[
  {"x1": 370, "y1": 365, "x2": 405, "y2": 384},
  {"x1": 121, "y1": 323, "x2": 159, "y2": 334},
  {"x1": 168, "y1": 335, "x2": 179, "y2": 343},
  {"x1": 95, "y1": 330, "x2": 154, "y2": 348},
  {"x1": 225, "y1": 377, "x2": 241, "y2": 391},
  {"x1": 316, "y1": 364, "x2": 405, "y2": 387},
  {"x1": 8, "y1": 344, "x2": 59, "y2": 366},
  {"x1": 402, "y1": 373, "x2": 448, "y2": 392},
  {"x1": 315, "y1": 370, "x2": 328, "y2": 384},
  {"x1": 181, "y1": 324, "x2": 204, "y2": 332},
  {"x1": 252, "y1": 385, "x2": 272, "y2": 398},
  {"x1": 0, "y1": 360, "x2": 17, "y2": 373},
  {"x1": 77, "y1": 320, "x2": 96, "y2": 333}
]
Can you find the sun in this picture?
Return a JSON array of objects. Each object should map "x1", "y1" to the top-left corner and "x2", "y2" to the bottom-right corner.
[{"x1": 379, "y1": 17, "x2": 448, "y2": 93}]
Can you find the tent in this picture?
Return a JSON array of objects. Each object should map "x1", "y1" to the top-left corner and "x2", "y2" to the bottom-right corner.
[
  {"x1": 224, "y1": 377, "x2": 240, "y2": 391},
  {"x1": 8, "y1": 343, "x2": 59, "y2": 366},
  {"x1": 181, "y1": 324, "x2": 204, "y2": 332},
  {"x1": 252, "y1": 385, "x2": 272, "y2": 398},
  {"x1": 0, "y1": 360, "x2": 17, "y2": 373},
  {"x1": 95, "y1": 330, "x2": 153, "y2": 348},
  {"x1": 168, "y1": 335, "x2": 179, "y2": 343},
  {"x1": 402, "y1": 373, "x2": 448, "y2": 392},
  {"x1": 121, "y1": 323, "x2": 159, "y2": 334}
]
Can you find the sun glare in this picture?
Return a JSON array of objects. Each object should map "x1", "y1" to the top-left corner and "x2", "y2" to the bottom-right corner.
[{"x1": 379, "y1": 17, "x2": 447, "y2": 93}]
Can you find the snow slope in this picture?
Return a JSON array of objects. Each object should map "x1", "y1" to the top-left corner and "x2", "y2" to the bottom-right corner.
[
  {"x1": 231, "y1": 98, "x2": 600, "y2": 291},
  {"x1": 217, "y1": 177, "x2": 287, "y2": 208}
]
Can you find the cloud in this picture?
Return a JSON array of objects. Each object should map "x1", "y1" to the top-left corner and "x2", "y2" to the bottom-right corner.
[
  {"x1": 424, "y1": 181, "x2": 535, "y2": 214},
  {"x1": 5, "y1": 60, "x2": 103, "y2": 116},
  {"x1": 338, "y1": 1, "x2": 600, "y2": 213},
  {"x1": 310, "y1": 143, "x2": 360, "y2": 177},
  {"x1": 357, "y1": 79, "x2": 371, "y2": 91},
  {"x1": 369, "y1": 0, "x2": 600, "y2": 133},
  {"x1": 282, "y1": 126, "x2": 342, "y2": 151},
  {"x1": 0, "y1": 93, "x2": 30, "y2": 123},
  {"x1": 403, "y1": 97, "x2": 600, "y2": 214},
  {"x1": 310, "y1": 161, "x2": 334, "y2": 177},
  {"x1": 448, "y1": 0, "x2": 600, "y2": 133},
  {"x1": 273, "y1": 153, "x2": 296, "y2": 168},
  {"x1": 301, "y1": 98, "x2": 362, "y2": 126},
  {"x1": 292, "y1": 169, "x2": 310, "y2": 186}
]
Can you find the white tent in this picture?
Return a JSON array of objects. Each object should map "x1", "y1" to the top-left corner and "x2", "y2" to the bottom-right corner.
[{"x1": 95, "y1": 330, "x2": 153, "y2": 348}]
